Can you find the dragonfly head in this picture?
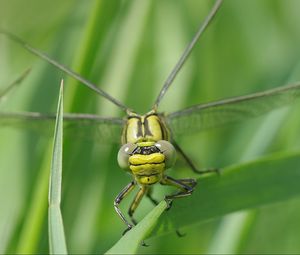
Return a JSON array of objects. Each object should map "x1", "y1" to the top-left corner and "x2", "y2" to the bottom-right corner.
[{"x1": 117, "y1": 140, "x2": 176, "y2": 185}]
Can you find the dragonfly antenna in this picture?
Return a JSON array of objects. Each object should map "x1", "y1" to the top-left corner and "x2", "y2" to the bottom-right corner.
[
  {"x1": 0, "y1": 30, "x2": 130, "y2": 113},
  {"x1": 153, "y1": 0, "x2": 223, "y2": 110}
]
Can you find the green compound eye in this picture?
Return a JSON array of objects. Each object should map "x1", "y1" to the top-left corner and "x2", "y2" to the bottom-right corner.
[
  {"x1": 117, "y1": 143, "x2": 137, "y2": 169},
  {"x1": 155, "y1": 140, "x2": 177, "y2": 169}
]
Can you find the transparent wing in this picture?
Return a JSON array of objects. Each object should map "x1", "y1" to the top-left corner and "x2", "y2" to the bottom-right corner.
[
  {"x1": 166, "y1": 83, "x2": 300, "y2": 136},
  {"x1": 0, "y1": 111, "x2": 125, "y2": 144}
]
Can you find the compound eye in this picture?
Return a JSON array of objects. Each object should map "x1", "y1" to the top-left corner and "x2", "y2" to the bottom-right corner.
[
  {"x1": 117, "y1": 143, "x2": 137, "y2": 169},
  {"x1": 155, "y1": 140, "x2": 176, "y2": 169}
]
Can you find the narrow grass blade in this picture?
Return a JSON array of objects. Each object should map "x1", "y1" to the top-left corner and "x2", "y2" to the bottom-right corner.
[
  {"x1": 105, "y1": 201, "x2": 168, "y2": 255},
  {"x1": 48, "y1": 80, "x2": 67, "y2": 254},
  {"x1": 16, "y1": 147, "x2": 52, "y2": 253}
]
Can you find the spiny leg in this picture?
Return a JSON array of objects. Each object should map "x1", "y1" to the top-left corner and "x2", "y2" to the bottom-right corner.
[
  {"x1": 171, "y1": 178, "x2": 196, "y2": 237},
  {"x1": 161, "y1": 176, "x2": 197, "y2": 237},
  {"x1": 161, "y1": 175, "x2": 195, "y2": 207},
  {"x1": 177, "y1": 178, "x2": 197, "y2": 188},
  {"x1": 114, "y1": 181, "x2": 136, "y2": 235},
  {"x1": 176, "y1": 178, "x2": 197, "y2": 236},
  {"x1": 128, "y1": 185, "x2": 148, "y2": 226},
  {"x1": 146, "y1": 178, "x2": 197, "y2": 207},
  {"x1": 172, "y1": 140, "x2": 219, "y2": 175},
  {"x1": 146, "y1": 185, "x2": 185, "y2": 238},
  {"x1": 128, "y1": 186, "x2": 149, "y2": 247}
]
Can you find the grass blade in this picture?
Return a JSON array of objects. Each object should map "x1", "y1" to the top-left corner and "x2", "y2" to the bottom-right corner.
[
  {"x1": 105, "y1": 201, "x2": 168, "y2": 254},
  {"x1": 48, "y1": 80, "x2": 67, "y2": 254},
  {"x1": 152, "y1": 151, "x2": 300, "y2": 236}
]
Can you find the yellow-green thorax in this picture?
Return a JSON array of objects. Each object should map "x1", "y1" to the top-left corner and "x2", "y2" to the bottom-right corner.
[
  {"x1": 119, "y1": 111, "x2": 175, "y2": 186},
  {"x1": 122, "y1": 111, "x2": 170, "y2": 144}
]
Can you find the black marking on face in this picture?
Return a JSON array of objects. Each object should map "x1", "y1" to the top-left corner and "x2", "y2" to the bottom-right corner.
[{"x1": 132, "y1": 145, "x2": 160, "y2": 155}]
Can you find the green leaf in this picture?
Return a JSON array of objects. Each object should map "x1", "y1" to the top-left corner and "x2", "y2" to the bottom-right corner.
[
  {"x1": 105, "y1": 200, "x2": 168, "y2": 254},
  {"x1": 48, "y1": 80, "x2": 67, "y2": 254},
  {"x1": 152, "y1": 151, "x2": 300, "y2": 235}
]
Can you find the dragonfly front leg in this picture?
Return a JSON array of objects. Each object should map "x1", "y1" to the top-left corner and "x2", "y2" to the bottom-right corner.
[
  {"x1": 128, "y1": 185, "x2": 148, "y2": 225},
  {"x1": 162, "y1": 176, "x2": 194, "y2": 237},
  {"x1": 172, "y1": 140, "x2": 219, "y2": 175},
  {"x1": 114, "y1": 181, "x2": 136, "y2": 235},
  {"x1": 146, "y1": 183, "x2": 187, "y2": 239},
  {"x1": 161, "y1": 175, "x2": 196, "y2": 204},
  {"x1": 176, "y1": 178, "x2": 197, "y2": 188},
  {"x1": 128, "y1": 186, "x2": 150, "y2": 247}
]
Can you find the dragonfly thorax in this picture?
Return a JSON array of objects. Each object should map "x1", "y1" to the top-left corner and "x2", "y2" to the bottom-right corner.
[{"x1": 121, "y1": 111, "x2": 170, "y2": 144}]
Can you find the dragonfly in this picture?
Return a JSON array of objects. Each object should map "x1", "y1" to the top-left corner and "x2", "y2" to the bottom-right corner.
[{"x1": 1, "y1": 0, "x2": 300, "y2": 235}]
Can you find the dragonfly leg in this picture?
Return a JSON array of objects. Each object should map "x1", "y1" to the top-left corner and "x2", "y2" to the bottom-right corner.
[
  {"x1": 145, "y1": 181, "x2": 186, "y2": 239},
  {"x1": 161, "y1": 176, "x2": 196, "y2": 237},
  {"x1": 146, "y1": 187, "x2": 159, "y2": 206},
  {"x1": 128, "y1": 185, "x2": 148, "y2": 226},
  {"x1": 114, "y1": 181, "x2": 136, "y2": 235},
  {"x1": 128, "y1": 186, "x2": 150, "y2": 247},
  {"x1": 172, "y1": 140, "x2": 220, "y2": 175},
  {"x1": 161, "y1": 175, "x2": 196, "y2": 203},
  {"x1": 177, "y1": 178, "x2": 197, "y2": 188}
]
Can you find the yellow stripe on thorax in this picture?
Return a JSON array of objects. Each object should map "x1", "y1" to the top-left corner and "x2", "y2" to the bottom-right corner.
[
  {"x1": 144, "y1": 115, "x2": 164, "y2": 141},
  {"x1": 129, "y1": 153, "x2": 164, "y2": 165}
]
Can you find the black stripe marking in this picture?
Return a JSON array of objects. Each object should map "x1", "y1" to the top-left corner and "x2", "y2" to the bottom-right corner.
[
  {"x1": 143, "y1": 117, "x2": 153, "y2": 137},
  {"x1": 136, "y1": 117, "x2": 143, "y2": 138}
]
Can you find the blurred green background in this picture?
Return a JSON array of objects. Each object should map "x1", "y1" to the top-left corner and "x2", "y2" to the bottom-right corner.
[{"x1": 1, "y1": 0, "x2": 300, "y2": 253}]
